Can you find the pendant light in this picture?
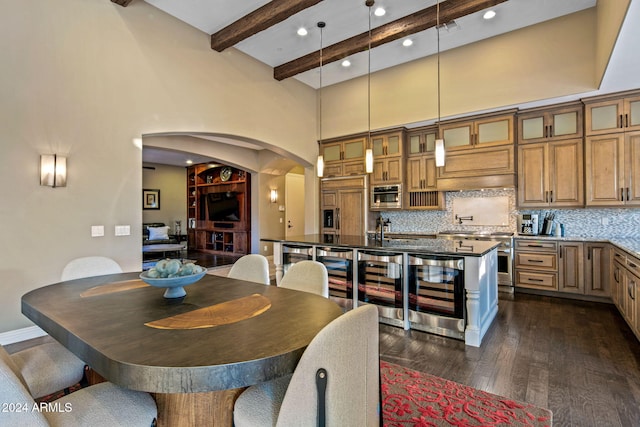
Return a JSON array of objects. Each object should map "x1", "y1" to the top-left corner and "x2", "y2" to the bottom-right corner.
[
  {"x1": 316, "y1": 21, "x2": 326, "y2": 178},
  {"x1": 434, "y1": 0, "x2": 445, "y2": 167},
  {"x1": 365, "y1": 0, "x2": 374, "y2": 174}
]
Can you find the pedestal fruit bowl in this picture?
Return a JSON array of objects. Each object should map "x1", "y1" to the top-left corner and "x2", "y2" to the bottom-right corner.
[{"x1": 140, "y1": 259, "x2": 206, "y2": 298}]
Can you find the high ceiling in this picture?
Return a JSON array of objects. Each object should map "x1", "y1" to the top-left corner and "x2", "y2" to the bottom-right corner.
[{"x1": 137, "y1": 0, "x2": 640, "y2": 167}]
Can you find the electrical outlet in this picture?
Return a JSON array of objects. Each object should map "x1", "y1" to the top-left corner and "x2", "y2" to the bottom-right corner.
[
  {"x1": 601, "y1": 217, "x2": 609, "y2": 226},
  {"x1": 263, "y1": 245, "x2": 268, "y2": 252}
]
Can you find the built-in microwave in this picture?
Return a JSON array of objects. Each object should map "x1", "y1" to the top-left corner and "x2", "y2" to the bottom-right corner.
[{"x1": 371, "y1": 184, "x2": 402, "y2": 209}]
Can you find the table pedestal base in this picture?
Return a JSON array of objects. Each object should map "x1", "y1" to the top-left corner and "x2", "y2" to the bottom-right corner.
[{"x1": 153, "y1": 389, "x2": 245, "y2": 427}]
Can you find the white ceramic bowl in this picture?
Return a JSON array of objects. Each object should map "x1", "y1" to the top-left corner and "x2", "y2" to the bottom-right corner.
[{"x1": 139, "y1": 270, "x2": 207, "y2": 298}]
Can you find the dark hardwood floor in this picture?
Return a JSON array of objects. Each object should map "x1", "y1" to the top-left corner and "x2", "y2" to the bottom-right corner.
[
  {"x1": 379, "y1": 292, "x2": 640, "y2": 427},
  {"x1": 183, "y1": 250, "x2": 241, "y2": 269}
]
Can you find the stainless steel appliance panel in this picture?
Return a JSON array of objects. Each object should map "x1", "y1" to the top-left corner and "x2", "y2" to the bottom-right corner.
[
  {"x1": 357, "y1": 250, "x2": 404, "y2": 327},
  {"x1": 282, "y1": 244, "x2": 313, "y2": 275},
  {"x1": 316, "y1": 247, "x2": 354, "y2": 309}
]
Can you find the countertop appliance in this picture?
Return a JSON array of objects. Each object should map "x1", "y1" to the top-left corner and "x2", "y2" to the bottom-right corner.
[
  {"x1": 438, "y1": 231, "x2": 514, "y2": 291},
  {"x1": 518, "y1": 214, "x2": 539, "y2": 235}
]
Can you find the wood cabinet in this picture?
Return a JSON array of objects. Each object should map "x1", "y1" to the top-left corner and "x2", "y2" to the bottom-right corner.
[
  {"x1": 320, "y1": 177, "x2": 366, "y2": 237},
  {"x1": 612, "y1": 248, "x2": 639, "y2": 338},
  {"x1": 585, "y1": 131, "x2": 640, "y2": 206},
  {"x1": 370, "y1": 130, "x2": 404, "y2": 185},
  {"x1": 320, "y1": 136, "x2": 366, "y2": 178},
  {"x1": 517, "y1": 102, "x2": 583, "y2": 144},
  {"x1": 404, "y1": 126, "x2": 444, "y2": 209},
  {"x1": 584, "y1": 243, "x2": 611, "y2": 298},
  {"x1": 187, "y1": 164, "x2": 250, "y2": 256},
  {"x1": 558, "y1": 242, "x2": 584, "y2": 294},
  {"x1": 436, "y1": 144, "x2": 516, "y2": 191},
  {"x1": 517, "y1": 139, "x2": 584, "y2": 208},
  {"x1": 514, "y1": 240, "x2": 558, "y2": 291},
  {"x1": 584, "y1": 91, "x2": 640, "y2": 136},
  {"x1": 439, "y1": 112, "x2": 515, "y2": 151}
]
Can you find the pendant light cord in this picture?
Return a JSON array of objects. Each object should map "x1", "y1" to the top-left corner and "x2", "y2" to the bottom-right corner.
[
  {"x1": 366, "y1": 0, "x2": 374, "y2": 141},
  {"x1": 436, "y1": 0, "x2": 441, "y2": 125},
  {"x1": 318, "y1": 22, "x2": 325, "y2": 145}
]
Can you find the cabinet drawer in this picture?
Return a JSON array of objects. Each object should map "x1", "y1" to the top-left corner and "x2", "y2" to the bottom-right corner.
[
  {"x1": 627, "y1": 254, "x2": 640, "y2": 278},
  {"x1": 515, "y1": 240, "x2": 558, "y2": 251},
  {"x1": 516, "y1": 270, "x2": 558, "y2": 290},
  {"x1": 515, "y1": 252, "x2": 558, "y2": 270},
  {"x1": 613, "y1": 249, "x2": 627, "y2": 265}
]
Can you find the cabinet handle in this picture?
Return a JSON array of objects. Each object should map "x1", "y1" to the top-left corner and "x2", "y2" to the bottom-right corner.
[
  {"x1": 587, "y1": 248, "x2": 591, "y2": 261},
  {"x1": 527, "y1": 259, "x2": 545, "y2": 263},
  {"x1": 625, "y1": 113, "x2": 629, "y2": 128},
  {"x1": 527, "y1": 278, "x2": 544, "y2": 282},
  {"x1": 627, "y1": 187, "x2": 631, "y2": 201},
  {"x1": 620, "y1": 114, "x2": 624, "y2": 129},
  {"x1": 614, "y1": 268, "x2": 620, "y2": 283},
  {"x1": 549, "y1": 190, "x2": 553, "y2": 203},
  {"x1": 621, "y1": 188, "x2": 625, "y2": 202},
  {"x1": 629, "y1": 262, "x2": 638, "y2": 269},
  {"x1": 527, "y1": 244, "x2": 543, "y2": 248},
  {"x1": 545, "y1": 191, "x2": 549, "y2": 203},
  {"x1": 548, "y1": 125, "x2": 553, "y2": 138},
  {"x1": 629, "y1": 282, "x2": 635, "y2": 301},
  {"x1": 559, "y1": 248, "x2": 563, "y2": 259},
  {"x1": 336, "y1": 208, "x2": 340, "y2": 230}
]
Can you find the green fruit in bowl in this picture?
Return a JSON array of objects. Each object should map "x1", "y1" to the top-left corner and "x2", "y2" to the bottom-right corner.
[
  {"x1": 147, "y1": 269, "x2": 160, "y2": 278},
  {"x1": 165, "y1": 259, "x2": 182, "y2": 276},
  {"x1": 155, "y1": 259, "x2": 169, "y2": 275}
]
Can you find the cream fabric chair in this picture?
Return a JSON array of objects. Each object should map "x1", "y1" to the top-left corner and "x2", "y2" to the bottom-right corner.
[
  {"x1": 227, "y1": 254, "x2": 271, "y2": 285},
  {"x1": 1, "y1": 343, "x2": 85, "y2": 399},
  {"x1": 278, "y1": 260, "x2": 329, "y2": 298},
  {"x1": 61, "y1": 256, "x2": 123, "y2": 281},
  {"x1": 233, "y1": 305, "x2": 380, "y2": 427},
  {"x1": 0, "y1": 353, "x2": 157, "y2": 426}
]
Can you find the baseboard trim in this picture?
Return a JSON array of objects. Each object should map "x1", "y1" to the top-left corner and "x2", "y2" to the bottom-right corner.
[{"x1": 0, "y1": 326, "x2": 48, "y2": 345}]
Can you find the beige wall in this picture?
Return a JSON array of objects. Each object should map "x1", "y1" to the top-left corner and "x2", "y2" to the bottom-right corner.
[
  {"x1": 0, "y1": 0, "x2": 316, "y2": 332},
  {"x1": 259, "y1": 174, "x2": 287, "y2": 256},
  {"x1": 321, "y1": 9, "x2": 598, "y2": 138},
  {"x1": 142, "y1": 163, "x2": 187, "y2": 230},
  {"x1": 595, "y1": 0, "x2": 630, "y2": 86}
]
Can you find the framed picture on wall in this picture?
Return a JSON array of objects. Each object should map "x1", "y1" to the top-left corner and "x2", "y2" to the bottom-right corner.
[{"x1": 143, "y1": 189, "x2": 160, "y2": 210}]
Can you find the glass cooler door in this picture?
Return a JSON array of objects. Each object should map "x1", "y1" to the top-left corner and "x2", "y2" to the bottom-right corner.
[
  {"x1": 316, "y1": 247, "x2": 354, "y2": 309},
  {"x1": 357, "y1": 250, "x2": 404, "y2": 327}
]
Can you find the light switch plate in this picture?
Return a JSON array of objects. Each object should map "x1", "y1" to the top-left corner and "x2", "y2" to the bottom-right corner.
[
  {"x1": 91, "y1": 225, "x2": 104, "y2": 237},
  {"x1": 115, "y1": 225, "x2": 131, "y2": 236}
]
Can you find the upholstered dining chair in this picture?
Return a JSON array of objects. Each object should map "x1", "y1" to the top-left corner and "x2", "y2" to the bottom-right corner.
[
  {"x1": 233, "y1": 304, "x2": 380, "y2": 427},
  {"x1": 0, "y1": 343, "x2": 85, "y2": 400},
  {"x1": 278, "y1": 260, "x2": 329, "y2": 298},
  {"x1": 61, "y1": 256, "x2": 123, "y2": 281},
  {"x1": 0, "y1": 352, "x2": 157, "y2": 426},
  {"x1": 227, "y1": 254, "x2": 271, "y2": 285}
]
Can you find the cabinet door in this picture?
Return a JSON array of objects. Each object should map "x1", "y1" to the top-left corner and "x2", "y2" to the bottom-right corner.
[
  {"x1": 625, "y1": 131, "x2": 640, "y2": 206},
  {"x1": 322, "y1": 142, "x2": 342, "y2": 163},
  {"x1": 548, "y1": 139, "x2": 584, "y2": 207},
  {"x1": 343, "y1": 138, "x2": 365, "y2": 161},
  {"x1": 624, "y1": 270, "x2": 637, "y2": 327},
  {"x1": 558, "y1": 242, "x2": 584, "y2": 294},
  {"x1": 337, "y1": 189, "x2": 365, "y2": 237},
  {"x1": 586, "y1": 99, "x2": 624, "y2": 136},
  {"x1": 517, "y1": 143, "x2": 548, "y2": 207},
  {"x1": 440, "y1": 122, "x2": 472, "y2": 150},
  {"x1": 585, "y1": 244, "x2": 610, "y2": 297},
  {"x1": 585, "y1": 134, "x2": 625, "y2": 206},
  {"x1": 612, "y1": 261, "x2": 624, "y2": 308},
  {"x1": 407, "y1": 130, "x2": 437, "y2": 156},
  {"x1": 371, "y1": 158, "x2": 403, "y2": 185},
  {"x1": 623, "y1": 96, "x2": 640, "y2": 131},
  {"x1": 475, "y1": 115, "x2": 514, "y2": 148},
  {"x1": 407, "y1": 158, "x2": 425, "y2": 191}
]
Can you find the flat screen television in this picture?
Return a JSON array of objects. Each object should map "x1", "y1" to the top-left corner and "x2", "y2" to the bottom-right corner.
[{"x1": 201, "y1": 192, "x2": 241, "y2": 222}]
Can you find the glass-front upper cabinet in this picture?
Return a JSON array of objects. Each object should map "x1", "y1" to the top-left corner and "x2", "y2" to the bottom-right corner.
[
  {"x1": 438, "y1": 112, "x2": 515, "y2": 151},
  {"x1": 321, "y1": 136, "x2": 366, "y2": 163},
  {"x1": 518, "y1": 102, "x2": 583, "y2": 144},
  {"x1": 371, "y1": 129, "x2": 404, "y2": 158},
  {"x1": 585, "y1": 91, "x2": 640, "y2": 136},
  {"x1": 407, "y1": 126, "x2": 438, "y2": 156}
]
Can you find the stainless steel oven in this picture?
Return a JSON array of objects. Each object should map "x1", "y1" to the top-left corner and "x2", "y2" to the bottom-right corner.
[
  {"x1": 438, "y1": 231, "x2": 513, "y2": 291},
  {"x1": 371, "y1": 184, "x2": 402, "y2": 209}
]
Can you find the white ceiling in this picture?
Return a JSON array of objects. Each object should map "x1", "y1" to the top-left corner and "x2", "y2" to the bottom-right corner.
[{"x1": 142, "y1": 0, "x2": 640, "y2": 167}]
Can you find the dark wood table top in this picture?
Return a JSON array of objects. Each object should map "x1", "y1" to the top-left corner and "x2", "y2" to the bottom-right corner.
[{"x1": 22, "y1": 272, "x2": 342, "y2": 393}]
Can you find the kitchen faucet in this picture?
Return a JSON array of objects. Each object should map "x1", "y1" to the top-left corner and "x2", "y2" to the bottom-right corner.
[
  {"x1": 454, "y1": 214, "x2": 473, "y2": 225},
  {"x1": 376, "y1": 214, "x2": 385, "y2": 241}
]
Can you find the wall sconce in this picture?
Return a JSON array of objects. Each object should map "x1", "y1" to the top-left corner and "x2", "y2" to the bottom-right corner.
[
  {"x1": 435, "y1": 139, "x2": 445, "y2": 167},
  {"x1": 365, "y1": 148, "x2": 374, "y2": 173},
  {"x1": 270, "y1": 188, "x2": 278, "y2": 203},
  {"x1": 40, "y1": 154, "x2": 67, "y2": 187}
]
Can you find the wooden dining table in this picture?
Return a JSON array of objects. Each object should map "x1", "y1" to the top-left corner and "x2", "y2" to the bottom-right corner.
[{"x1": 21, "y1": 272, "x2": 343, "y2": 426}]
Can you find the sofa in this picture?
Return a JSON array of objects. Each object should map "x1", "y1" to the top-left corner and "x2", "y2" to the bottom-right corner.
[{"x1": 143, "y1": 223, "x2": 178, "y2": 246}]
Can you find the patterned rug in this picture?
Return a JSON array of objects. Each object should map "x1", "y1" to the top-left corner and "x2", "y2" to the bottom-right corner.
[{"x1": 381, "y1": 361, "x2": 553, "y2": 427}]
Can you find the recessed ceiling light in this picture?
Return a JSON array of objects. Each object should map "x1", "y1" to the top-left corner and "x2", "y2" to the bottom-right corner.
[
  {"x1": 186, "y1": 160, "x2": 193, "y2": 164},
  {"x1": 297, "y1": 27, "x2": 308, "y2": 36},
  {"x1": 402, "y1": 39, "x2": 413, "y2": 47},
  {"x1": 483, "y1": 10, "x2": 496, "y2": 20},
  {"x1": 341, "y1": 59, "x2": 351, "y2": 67},
  {"x1": 374, "y1": 7, "x2": 386, "y2": 17}
]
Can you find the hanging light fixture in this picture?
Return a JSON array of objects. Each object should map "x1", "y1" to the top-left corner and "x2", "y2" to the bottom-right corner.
[
  {"x1": 434, "y1": 0, "x2": 446, "y2": 167},
  {"x1": 365, "y1": 0, "x2": 374, "y2": 174},
  {"x1": 316, "y1": 21, "x2": 326, "y2": 178}
]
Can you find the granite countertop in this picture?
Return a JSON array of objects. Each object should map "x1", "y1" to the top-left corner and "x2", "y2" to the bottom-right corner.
[
  {"x1": 515, "y1": 234, "x2": 640, "y2": 259},
  {"x1": 262, "y1": 234, "x2": 500, "y2": 257}
]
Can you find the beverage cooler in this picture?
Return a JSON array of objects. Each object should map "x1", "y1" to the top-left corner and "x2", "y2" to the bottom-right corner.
[
  {"x1": 407, "y1": 254, "x2": 465, "y2": 340},
  {"x1": 357, "y1": 250, "x2": 404, "y2": 327},
  {"x1": 282, "y1": 244, "x2": 313, "y2": 275},
  {"x1": 316, "y1": 247, "x2": 354, "y2": 310}
]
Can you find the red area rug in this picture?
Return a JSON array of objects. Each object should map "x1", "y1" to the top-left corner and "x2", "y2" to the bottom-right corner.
[{"x1": 381, "y1": 361, "x2": 553, "y2": 427}]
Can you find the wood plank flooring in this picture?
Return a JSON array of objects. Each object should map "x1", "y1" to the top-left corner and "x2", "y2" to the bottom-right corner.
[{"x1": 379, "y1": 293, "x2": 640, "y2": 427}]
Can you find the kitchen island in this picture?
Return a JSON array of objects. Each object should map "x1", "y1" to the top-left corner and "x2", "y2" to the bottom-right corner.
[{"x1": 262, "y1": 234, "x2": 499, "y2": 347}]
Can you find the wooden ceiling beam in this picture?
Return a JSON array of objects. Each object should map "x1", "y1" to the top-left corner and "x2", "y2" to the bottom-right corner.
[
  {"x1": 274, "y1": 0, "x2": 508, "y2": 81},
  {"x1": 111, "y1": 0, "x2": 134, "y2": 6},
  {"x1": 211, "y1": 0, "x2": 324, "y2": 52}
]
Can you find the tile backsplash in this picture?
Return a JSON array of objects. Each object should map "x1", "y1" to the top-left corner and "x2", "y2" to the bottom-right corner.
[{"x1": 380, "y1": 189, "x2": 640, "y2": 239}]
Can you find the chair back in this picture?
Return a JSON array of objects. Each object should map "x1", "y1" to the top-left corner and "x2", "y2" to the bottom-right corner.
[
  {"x1": 275, "y1": 305, "x2": 380, "y2": 427},
  {"x1": 228, "y1": 254, "x2": 270, "y2": 285},
  {"x1": 0, "y1": 349, "x2": 49, "y2": 426},
  {"x1": 279, "y1": 261, "x2": 329, "y2": 297},
  {"x1": 61, "y1": 256, "x2": 123, "y2": 281}
]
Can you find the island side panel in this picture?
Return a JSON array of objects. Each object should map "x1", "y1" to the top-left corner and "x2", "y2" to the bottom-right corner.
[{"x1": 464, "y1": 249, "x2": 499, "y2": 347}]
